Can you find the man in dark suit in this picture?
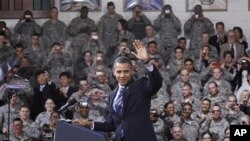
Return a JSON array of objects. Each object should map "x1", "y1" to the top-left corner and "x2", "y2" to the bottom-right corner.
[
  {"x1": 74, "y1": 40, "x2": 163, "y2": 141},
  {"x1": 209, "y1": 21, "x2": 228, "y2": 55},
  {"x1": 30, "y1": 70, "x2": 57, "y2": 120}
]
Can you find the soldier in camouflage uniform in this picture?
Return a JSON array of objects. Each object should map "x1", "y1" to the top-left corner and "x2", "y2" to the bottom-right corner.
[
  {"x1": 86, "y1": 88, "x2": 109, "y2": 121},
  {"x1": 14, "y1": 10, "x2": 42, "y2": 48},
  {"x1": 42, "y1": 7, "x2": 67, "y2": 54},
  {"x1": 0, "y1": 21, "x2": 18, "y2": 46},
  {"x1": 171, "y1": 69, "x2": 201, "y2": 101},
  {"x1": 203, "y1": 81, "x2": 226, "y2": 107},
  {"x1": 128, "y1": 5, "x2": 151, "y2": 39},
  {"x1": 154, "y1": 4, "x2": 181, "y2": 63},
  {"x1": 67, "y1": 6, "x2": 96, "y2": 37},
  {"x1": 142, "y1": 24, "x2": 162, "y2": 49},
  {"x1": 35, "y1": 98, "x2": 56, "y2": 127},
  {"x1": 167, "y1": 47, "x2": 185, "y2": 80},
  {"x1": 160, "y1": 101, "x2": 181, "y2": 141},
  {"x1": 24, "y1": 34, "x2": 46, "y2": 66},
  {"x1": 201, "y1": 32, "x2": 219, "y2": 61},
  {"x1": 0, "y1": 94, "x2": 21, "y2": 135},
  {"x1": 98, "y1": 2, "x2": 123, "y2": 48},
  {"x1": 174, "y1": 83, "x2": 201, "y2": 113},
  {"x1": 9, "y1": 118, "x2": 32, "y2": 141},
  {"x1": 184, "y1": 5, "x2": 214, "y2": 59},
  {"x1": 86, "y1": 30, "x2": 105, "y2": 55},
  {"x1": 224, "y1": 95, "x2": 245, "y2": 125},
  {"x1": 180, "y1": 103, "x2": 201, "y2": 141},
  {"x1": 117, "y1": 19, "x2": 135, "y2": 50},
  {"x1": 169, "y1": 37, "x2": 194, "y2": 62},
  {"x1": 204, "y1": 68, "x2": 232, "y2": 99},
  {"x1": 44, "y1": 43, "x2": 72, "y2": 87},
  {"x1": 209, "y1": 104, "x2": 229, "y2": 141}
]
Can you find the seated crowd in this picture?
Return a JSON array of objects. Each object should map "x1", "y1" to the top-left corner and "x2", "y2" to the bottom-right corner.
[{"x1": 0, "y1": 1, "x2": 249, "y2": 141}]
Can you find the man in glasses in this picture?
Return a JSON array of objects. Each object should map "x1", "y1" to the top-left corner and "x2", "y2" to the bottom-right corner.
[{"x1": 209, "y1": 104, "x2": 229, "y2": 141}]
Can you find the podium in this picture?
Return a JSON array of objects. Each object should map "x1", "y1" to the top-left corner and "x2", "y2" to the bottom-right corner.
[{"x1": 54, "y1": 121, "x2": 106, "y2": 141}]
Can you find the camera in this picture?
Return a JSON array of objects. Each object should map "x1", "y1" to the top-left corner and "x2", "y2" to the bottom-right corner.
[
  {"x1": 238, "y1": 59, "x2": 247, "y2": 64},
  {"x1": 25, "y1": 15, "x2": 31, "y2": 19},
  {"x1": 92, "y1": 35, "x2": 98, "y2": 40}
]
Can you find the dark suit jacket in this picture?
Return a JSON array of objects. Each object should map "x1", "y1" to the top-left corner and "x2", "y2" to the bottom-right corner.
[
  {"x1": 209, "y1": 35, "x2": 228, "y2": 54},
  {"x1": 30, "y1": 83, "x2": 57, "y2": 120},
  {"x1": 220, "y1": 42, "x2": 245, "y2": 61},
  {"x1": 94, "y1": 65, "x2": 162, "y2": 141}
]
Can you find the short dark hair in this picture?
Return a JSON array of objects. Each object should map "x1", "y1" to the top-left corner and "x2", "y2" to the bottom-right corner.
[
  {"x1": 120, "y1": 38, "x2": 128, "y2": 43},
  {"x1": 83, "y1": 50, "x2": 92, "y2": 57},
  {"x1": 183, "y1": 82, "x2": 192, "y2": 89},
  {"x1": 148, "y1": 41, "x2": 157, "y2": 47},
  {"x1": 81, "y1": 6, "x2": 89, "y2": 11},
  {"x1": 208, "y1": 81, "x2": 218, "y2": 87},
  {"x1": 178, "y1": 37, "x2": 186, "y2": 42},
  {"x1": 107, "y1": 1, "x2": 115, "y2": 7},
  {"x1": 202, "y1": 132, "x2": 213, "y2": 139},
  {"x1": 164, "y1": 101, "x2": 174, "y2": 110},
  {"x1": 233, "y1": 26, "x2": 243, "y2": 38},
  {"x1": 216, "y1": 22, "x2": 225, "y2": 28},
  {"x1": 59, "y1": 71, "x2": 72, "y2": 79},
  {"x1": 118, "y1": 19, "x2": 128, "y2": 30},
  {"x1": 13, "y1": 117, "x2": 23, "y2": 124},
  {"x1": 184, "y1": 58, "x2": 193, "y2": 64},
  {"x1": 15, "y1": 43, "x2": 24, "y2": 49},
  {"x1": 174, "y1": 47, "x2": 183, "y2": 52},
  {"x1": 202, "y1": 98, "x2": 211, "y2": 104},
  {"x1": 20, "y1": 104, "x2": 30, "y2": 111},
  {"x1": 182, "y1": 102, "x2": 193, "y2": 109},
  {"x1": 223, "y1": 50, "x2": 234, "y2": 59},
  {"x1": 133, "y1": 5, "x2": 142, "y2": 10},
  {"x1": 113, "y1": 56, "x2": 132, "y2": 69}
]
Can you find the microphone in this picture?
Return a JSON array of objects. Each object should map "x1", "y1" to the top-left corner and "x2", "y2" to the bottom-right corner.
[{"x1": 58, "y1": 98, "x2": 77, "y2": 112}]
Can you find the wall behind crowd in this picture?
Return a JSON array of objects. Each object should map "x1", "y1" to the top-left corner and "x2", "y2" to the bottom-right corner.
[{"x1": 3, "y1": 0, "x2": 250, "y2": 47}]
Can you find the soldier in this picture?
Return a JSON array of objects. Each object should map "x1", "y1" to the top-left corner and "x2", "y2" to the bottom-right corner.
[
  {"x1": 35, "y1": 98, "x2": 56, "y2": 127},
  {"x1": 160, "y1": 101, "x2": 181, "y2": 140},
  {"x1": 44, "y1": 43, "x2": 72, "y2": 86},
  {"x1": 0, "y1": 21, "x2": 17, "y2": 46},
  {"x1": 86, "y1": 30, "x2": 104, "y2": 55},
  {"x1": 98, "y1": 2, "x2": 123, "y2": 48},
  {"x1": 224, "y1": 95, "x2": 245, "y2": 125},
  {"x1": 68, "y1": 78, "x2": 90, "y2": 103},
  {"x1": 73, "y1": 50, "x2": 94, "y2": 82},
  {"x1": 1, "y1": 94, "x2": 22, "y2": 135},
  {"x1": 193, "y1": 99, "x2": 211, "y2": 134},
  {"x1": 169, "y1": 37, "x2": 194, "y2": 62},
  {"x1": 170, "y1": 125, "x2": 188, "y2": 141},
  {"x1": 204, "y1": 67, "x2": 232, "y2": 99},
  {"x1": 128, "y1": 5, "x2": 151, "y2": 39},
  {"x1": 9, "y1": 118, "x2": 32, "y2": 141},
  {"x1": 67, "y1": 6, "x2": 96, "y2": 37},
  {"x1": 201, "y1": 32, "x2": 219, "y2": 61},
  {"x1": 88, "y1": 51, "x2": 115, "y2": 86},
  {"x1": 184, "y1": 5, "x2": 214, "y2": 59},
  {"x1": 167, "y1": 47, "x2": 185, "y2": 80},
  {"x1": 86, "y1": 87, "x2": 109, "y2": 121},
  {"x1": 174, "y1": 83, "x2": 201, "y2": 113},
  {"x1": 209, "y1": 104, "x2": 229, "y2": 141},
  {"x1": 42, "y1": 7, "x2": 67, "y2": 54},
  {"x1": 117, "y1": 19, "x2": 135, "y2": 50},
  {"x1": 180, "y1": 103, "x2": 200, "y2": 141},
  {"x1": 150, "y1": 109, "x2": 166, "y2": 141},
  {"x1": 142, "y1": 24, "x2": 161, "y2": 48},
  {"x1": 203, "y1": 81, "x2": 226, "y2": 107},
  {"x1": 18, "y1": 105, "x2": 41, "y2": 140},
  {"x1": 14, "y1": 10, "x2": 42, "y2": 48},
  {"x1": 154, "y1": 4, "x2": 181, "y2": 62},
  {"x1": 171, "y1": 69, "x2": 201, "y2": 101},
  {"x1": 90, "y1": 70, "x2": 112, "y2": 94},
  {"x1": 147, "y1": 41, "x2": 165, "y2": 67},
  {"x1": 24, "y1": 34, "x2": 46, "y2": 66}
]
